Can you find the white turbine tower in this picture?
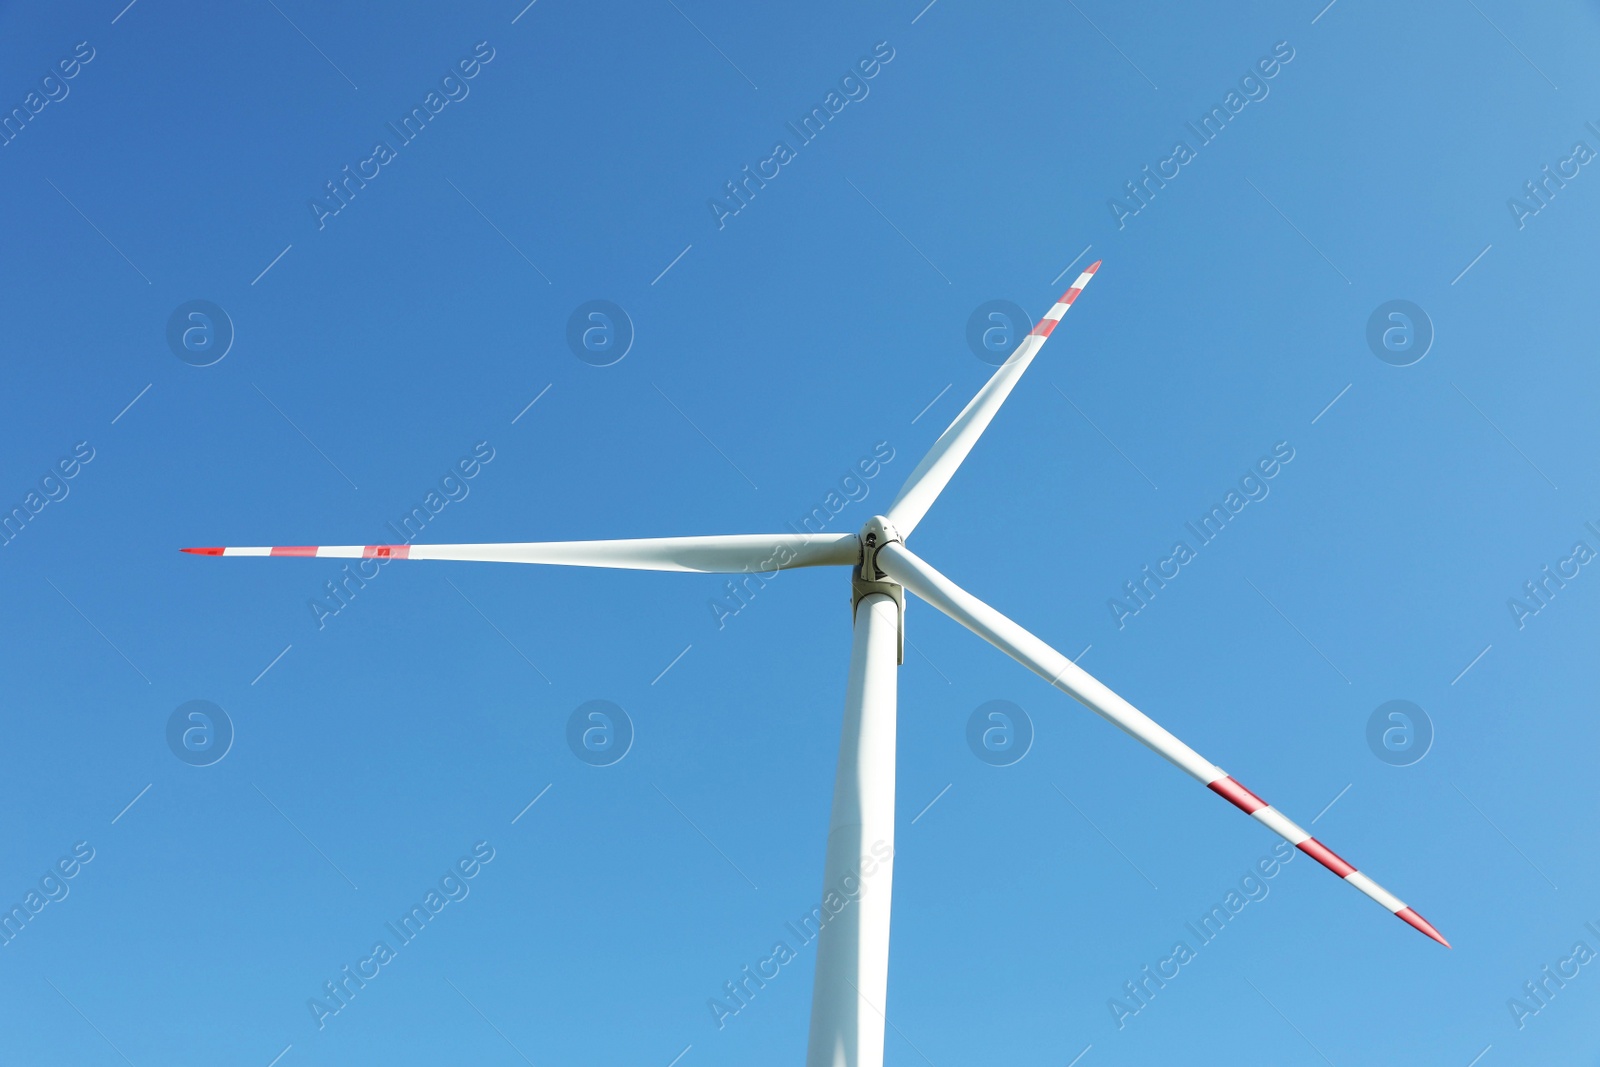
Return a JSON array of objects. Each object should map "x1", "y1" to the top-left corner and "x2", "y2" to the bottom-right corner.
[{"x1": 186, "y1": 261, "x2": 1447, "y2": 1066}]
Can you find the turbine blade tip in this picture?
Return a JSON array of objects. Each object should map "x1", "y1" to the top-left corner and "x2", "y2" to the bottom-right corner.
[
  {"x1": 1397, "y1": 907, "x2": 1450, "y2": 947},
  {"x1": 182, "y1": 547, "x2": 223, "y2": 555},
  {"x1": 1086, "y1": 259, "x2": 1102, "y2": 272}
]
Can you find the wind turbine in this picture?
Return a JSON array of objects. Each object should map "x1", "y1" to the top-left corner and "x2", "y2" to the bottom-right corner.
[{"x1": 185, "y1": 261, "x2": 1447, "y2": 1067}]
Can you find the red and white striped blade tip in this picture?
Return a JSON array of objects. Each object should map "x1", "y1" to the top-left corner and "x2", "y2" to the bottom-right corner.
[
  {"x1": 182, "y1": 546, "x2": 411, "y2": 558},
  {"x1": 1063, "y1": 260, "x2": 1101, "y2": 291},
  {"x1": 1396, "y1": 908, "x2": 1451, "y2": 948},
  {"x1": 1207, "y1": 777, "x2": 1449, "y2": 948}
]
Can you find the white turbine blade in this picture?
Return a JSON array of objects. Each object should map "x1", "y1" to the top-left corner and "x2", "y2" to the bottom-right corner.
[
  {"x1": 886, "y1": 262, "x2": 1101, "y2": 536},
  {"x1": 182, "y1": 533, "x2": 857, "y2": 573},
  {"x1": 876, "y1": 541, "x2": 1450, "y2": 947}
]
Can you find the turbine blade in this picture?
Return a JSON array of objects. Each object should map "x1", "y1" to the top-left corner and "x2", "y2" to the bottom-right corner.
[
  {"x1": 886, "y1": 262, "x2": 1101, "y2": 536},
  {"x1": 181, "y1": 533, "x2": 858, "y2": 574},
  {"x1": 876, "y1": 541, "x2": 1449, "y2": 948}
]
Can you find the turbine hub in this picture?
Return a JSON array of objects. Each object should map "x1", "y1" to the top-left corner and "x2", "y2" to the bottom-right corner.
[
  {"x1": 852, "y1": 515, "x2": 904, "y2": 664},
  {"x1": 858, "y1": 515, "x2": 902, "y2": 564}
]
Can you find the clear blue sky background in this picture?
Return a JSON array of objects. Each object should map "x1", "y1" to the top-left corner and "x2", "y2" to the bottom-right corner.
[{"x1": 3, "y1": 1, "x2": 1598, "y2": 1064}]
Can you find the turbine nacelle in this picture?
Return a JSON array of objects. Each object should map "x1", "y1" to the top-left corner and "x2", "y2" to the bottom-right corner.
[{"x1": 851, "y1": 515, "x2": 904, "y2": 664}]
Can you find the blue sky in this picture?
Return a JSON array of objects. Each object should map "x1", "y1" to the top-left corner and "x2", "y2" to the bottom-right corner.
[{"x1": 3, "y1": 0, "x2": 1599, "y2": 1063}]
